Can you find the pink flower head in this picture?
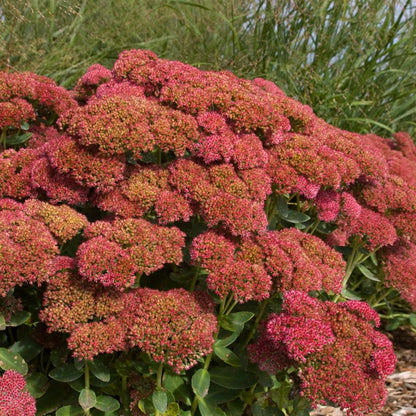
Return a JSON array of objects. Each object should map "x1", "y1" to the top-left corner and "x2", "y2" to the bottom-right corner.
[
  {"x1": 123, "y1": 288, "x2": 217, "y2": 372},
  {"x1": 232, "y1": 133, "x2": 269, "y2": 170},
  {"x1": 68, "y1": 316, "x2": 128, "y2": 361},
  {"x1": 77, "y1": 236, "x2": 139, "y2": 290},
  {"x1": 340, "y1": 206, "x2": 397, "y2": 250},
  {"x1": 45, "y1": 136, "x2": 125, "y2": 191},
  {"x1": 0, "y1": 98, "x2": 35, "y2": 130},
  {"x1": 203, "y1": 192, "x2": 268, "y2": 237},
  {"x1": 83, "y1": 218, "x2": 185, "y2": 277},
  {"x1": 23, "y1": 199, "x2": 89, "y2": 244},
  {"x1": 0, "y1": 148, "x2": 39, "y2": 200},
  {"x1": 196, "y1": 111, "x2": 228, "y2": 134},
  {"x1": 0, "y1": 370, "x2": 36, "y2": 416},
  {"x1": 40, "y1": 258, "x2": 125, "y2": 334},
  {"x1": 154, "y1": 190, "x2": 193, "y2": 224},
  {"x1": 73, "y1": 64, "x2": 112, "y2": 102},
  {"x1": 206, "y1": 260, "x2": 272, "y2": 303},
  {"x1": 381, "y1": 238, "x2": 416, "y2": 310},
  {"x1": 249, "y1": 292, "x2": 395, "y2": 414},
  {"x1": 315, "y1": 189, "x2": 341, "y2": 222},
  {"x1": 0, "y1": 208, "x2": 59, "y2": 296},
  {"x1": 194, "y1": 132, "x2": 235, "y2": 164},
  {"x1": 341, "y1": 192, "x2": 362, "y2": 218}
]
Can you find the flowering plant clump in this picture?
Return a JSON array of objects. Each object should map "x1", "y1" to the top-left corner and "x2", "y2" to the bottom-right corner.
[{"x1": 0, "y1": 50, "x2": 414, "y2": 415}]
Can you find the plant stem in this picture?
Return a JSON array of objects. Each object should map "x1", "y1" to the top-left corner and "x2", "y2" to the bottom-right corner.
[
  {"x1": 154, "y1": 362, "x2": 164, "y2": 416},
  {"x1": 243, "y1": 298, "x2": 269, "y2": 348},
  {"x1": 189, "y1": 266, "x2": 200, "y2": 292},
  {"x1": 1, "y1": 128, "x2": 7, "y2": 150},
  {"x1": 190, "y1": 297, "x2": 227, "y2": 416},
  {"x1": 121, "y1": 375, "x2": 131, "y2": 416},
  {"x1": 156, "y1": 361, "x2": 164, "y2": 389},
  {"x1": 84, "y1": 361, "x2": 91, "y2": 416},
  {"x1": 334, "y1": 237, "x2": 365, "y2": 302}
]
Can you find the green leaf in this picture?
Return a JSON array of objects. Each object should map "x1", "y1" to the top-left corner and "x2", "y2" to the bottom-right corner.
[
  {"x1": 350, "y1": 100, "x2": 374, "y2": 106},
  {"x1": 0, "y1": 348, "x2": 28, "y2": 374},
  {"x1": 357, "y1": 264, "x2": 380, "y2": 281},
  {"x1": 227, "y1": 312, "x2": 255, "y2": 327},
  {"x1": 344, "y1": 117, "x2": 395, "y2": 134},
  {"x1": 35, "y1": 380, "x2": 75, "y2": 414},
  {"x1": 276, "y1": 196, "x2": 289, "y2": 218},
  {"x1": 220, "y1": 312, "x2": 254, "y2": 332},
  {"x1": 205, "y1": 384, "x2": 241, "y2": 405},
  {"x1": 210, "y1": 367, "x2": 257, "y2": 389},
  {"x1": 163, "y1": 402, "x2": 180, "y2": 416},
  {"x1": 10, "y1": 337, "x2": 42, "y2": 362},
  {"x1": 213, "y1": 345, "x2": 241, "y2": 367},
  {"x1": 7, "y1": 310, "x2": 30, "y2": 326},
  {"x1": 270, "y1": 381, "x2": 292, "y2": 409},
  {"x1": 55, "y1": 405, "x2": 85, "y2": 416},
  {"x1": 251, "y1": 402, "x2": 284, "y2": 416},
  {"x1": 5, "y1": 132, "x2": 32, "y2": 146},
  {"x1": 163, "y1": 373, "x2": 192, "y2": 406},
  {"x1": 94, "y1": 395, "x2": 120, "y2": 412},
  {"x1": 341, "y1": 288, "x2": 361, "y2": 300},
  {"x1": 79, "y1": 388, "x2": 97, "y2": 411},
  {"x1": 68, "y1": 377, "x2": 84, "y2": 392},
  {"x1": 89, "y1": 359, "x2": 110, "y2": 382},
  {"x1": 409, "y1": 313, "x2": 416, "y2": 328},
  {"x1": 215, "y1": 328, "x2": 243, "y2": 348},
  {"x1": 74, "y1": 359, "x2": 84, "y2": 371},
  {"x1": 20, "y1": 121, "x2": 30, "y2": 130},
  {"x1": 152, "y1": 388, "x2": 168, "y2": 413},
  {"x1": 25, "y1": 372, "x2": 49, "y2": 398},
  {"x1": 49, "y1": 364, "x2": 83, "y2": 382},
  {"x1": 385, "y1": 316, "x2": 406, "y2": 331},
  {"x1": 284, "y1": 210, "x2": 311, "y2": 223},
  {"x1": 192, "y1": 369, "x2": 210, "y2": 398},
  {"x1": 0, "y1": 315, "x2": 5, "y2": 331},
  {"x1": 197, "y1": 397, "x2": 227, "y2": 416},
  {"x1": 50, "y1": 348, "x2": 68, "y2": 368}
]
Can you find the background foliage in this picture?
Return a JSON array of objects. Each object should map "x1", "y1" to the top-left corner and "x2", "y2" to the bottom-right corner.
[{"x1": 1, "y1": 0, "x2": 415, "y2": 136}]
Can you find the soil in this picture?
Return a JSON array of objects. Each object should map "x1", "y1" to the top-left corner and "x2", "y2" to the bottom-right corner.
[{"x1": 310, "y1": 328, "x2": 416, "y2": 416}]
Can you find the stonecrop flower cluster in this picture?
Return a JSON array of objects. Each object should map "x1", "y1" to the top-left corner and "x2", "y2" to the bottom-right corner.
[
  {"x1": 0, "y1": 370, "x2": 36, "y2": 416},
  {"x1": 248, "y1": 291, "x2": 396, "y2": 415},
  {"x1": 0, "y1": 49, "x2": 415, "y2": 415}
]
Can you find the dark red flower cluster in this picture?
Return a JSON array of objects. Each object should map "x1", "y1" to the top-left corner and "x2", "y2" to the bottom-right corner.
[{"x1": 249, "y1": 291, "x2": 396, "y2": 415}]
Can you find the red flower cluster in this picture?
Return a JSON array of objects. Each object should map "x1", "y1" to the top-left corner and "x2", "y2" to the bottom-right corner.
[
  {"x1": 1, "y1": 50, "x2": 416, "y2": 413},
  {"x1": 0, "y1": 71, "x2": 77, "y2": 136},
  {"x1": 0, "y1": 201, "x2": 59, "y2": 296},
  {"x1": 381, "y1": 238, "x2": 416, "y2": 310},
  {"x1": 122, "y1": 288, "x2": 217, "y2": 372},
  {"x1": 64, "y1": 287, "x2": 218, "y2": 371},
  {"x1": 81, "y1": 218, "x2": 185, "y2": 286},
  {"x1": 249, "y1": 291, "x2": 396, "y2": 415},
  {"x1": 0, "y1": 370, "x2": 36, "y2": 416},
  {"x1": 190, "y1": 228, "x2": 345, "y2": 301}
]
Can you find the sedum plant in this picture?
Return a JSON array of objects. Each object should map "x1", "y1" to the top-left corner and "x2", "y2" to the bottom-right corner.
[{"x1": 0, "y1": 49, "x2": 414, "y2": 415}]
